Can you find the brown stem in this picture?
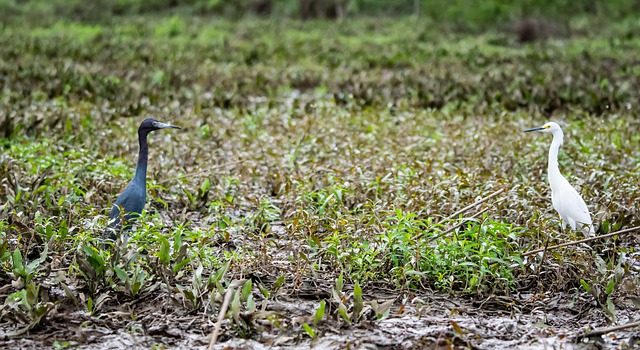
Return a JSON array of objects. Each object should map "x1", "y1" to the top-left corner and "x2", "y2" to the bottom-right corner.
[
  {"x1": 576, "y1": 320, "x2": 640, "y2": 339},
  {"x1": 208, "y1": 285, "x2": 236, "y2": 349},
  {"x1": 442, "y1": 188, "x2": 504, "y2": 222},
  {"x1": 523, "y1": 226, "x2": 640, "y2": 257},
  {"x1": 425, "y1": 207, "x2": 490, "y2": 243}
]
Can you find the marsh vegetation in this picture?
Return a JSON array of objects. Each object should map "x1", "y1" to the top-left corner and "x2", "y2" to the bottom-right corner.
[{"x1": 1, "y1": 1, "x2": 640, "y2": 348}]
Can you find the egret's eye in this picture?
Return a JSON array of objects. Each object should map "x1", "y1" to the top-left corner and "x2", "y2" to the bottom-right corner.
[{"x1": 544, "y1": 125, "x2": 550, "y2": 129}]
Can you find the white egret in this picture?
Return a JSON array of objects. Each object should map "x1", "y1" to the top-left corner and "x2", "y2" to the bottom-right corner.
[{"x1": 524, "y1": 122, "x2": 595, "y2": 236}]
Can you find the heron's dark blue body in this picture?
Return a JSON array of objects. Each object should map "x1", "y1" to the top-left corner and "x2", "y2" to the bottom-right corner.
[{"x1": 106, "y1": 118, "x2": 180, "y2": 239}]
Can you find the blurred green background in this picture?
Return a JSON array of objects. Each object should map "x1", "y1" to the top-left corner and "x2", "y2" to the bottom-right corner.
[{"x1": 2, "y1": 0, "x2": 639, "y2": 28}]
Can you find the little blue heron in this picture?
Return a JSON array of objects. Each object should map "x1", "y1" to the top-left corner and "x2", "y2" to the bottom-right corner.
[
  {"x1": 525, "y1": 122, "x2": 595, "y2": 236},
  {"x1": 105, "y1": 118, "x2": 180, "y2": 239}
]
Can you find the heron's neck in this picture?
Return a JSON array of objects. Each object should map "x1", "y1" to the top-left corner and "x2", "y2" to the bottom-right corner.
[
  {"x1": 547, "y1": 130, "x2": 564, "y2": 188},
  {"x1": 133, "y1": 130, "x2": 149, "y2": 187}
]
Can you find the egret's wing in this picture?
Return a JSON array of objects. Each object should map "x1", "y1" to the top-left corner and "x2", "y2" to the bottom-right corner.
[{"x1": 557, "y1": 183, "x2": 592, "y2": 226}]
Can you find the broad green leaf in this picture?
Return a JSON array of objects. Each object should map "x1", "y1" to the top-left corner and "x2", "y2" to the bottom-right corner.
[
  {"x1": 336, "y1": 273, "x2": 343, "y2": 292},
  {"x1": 12, "y1": 249, "x2": 25, "y2": 278},
  {"x1": 338, "y1": 304, "x2": 350, "y2": 323},
  {"x1": 302, "y1": 323, "x2": 315, "y2": 338},
  {"x1": 114, "y1": 266, "x2": 128, "y2": 282},
  {"x1": 353, "y1": 281, "x2": 363, "y2": 321},
  {"x1": 241, "y1": 279, "x2": 252, "y2": 302},
  {"x1": 158, "y1": 236, "x2": 170, "y2": 265},
  {"x1": 313, "y1": 300, "x2": 325, "y2": 327},
  {"x1": 579, "y1": 279, "x2": 591, "y2": 293},
  {"x1": 605, "y1": 278, "x2": 615, "y2": 296}
]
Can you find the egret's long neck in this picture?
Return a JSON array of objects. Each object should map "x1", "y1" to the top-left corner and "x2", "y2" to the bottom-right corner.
[
  {"x1": 547, "y1": 129, "x2": 564, "y2": 189},
  {"x1": 133, "y1": 130, "x2": 149, "y2": 187}
]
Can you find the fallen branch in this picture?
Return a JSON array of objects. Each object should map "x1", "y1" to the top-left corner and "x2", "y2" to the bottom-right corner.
[
  {"x1": 576, "y1": 320, "x2": 640, "y2": 340},
  {"x1": 442, "y1": 188, "x2": 505, "y2": 222},
  {"x1": 425, "y1": 207, "x2": 490, "y2": 243},
  {"x1": 414, "y1": 188, "x2": 504, "y2": 242},
  {"x1": 208, "y1": 281, "x2": 242, "y2": 349},
  {"x1": 523, "y1": 226, "x2": 640, "y2": 257}
]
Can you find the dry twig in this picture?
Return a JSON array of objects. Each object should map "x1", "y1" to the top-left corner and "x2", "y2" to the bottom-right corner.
[
  {"x1": 443, "y1": 188, "x2": 504, "y2": 222},
  {"x1": 208, "y1": 281, "x2": 244, "y2": 349},
  {"x1": 523, "y1": 226, "x2": 640, "y2": 257},
  {"x1": 576, "y1": 320, "x2": 640, "y2": 340}
]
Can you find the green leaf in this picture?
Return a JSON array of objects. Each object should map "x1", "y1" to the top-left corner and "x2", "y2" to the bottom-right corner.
[
  {"x1": 231, "y1": 289, "x2": 241, "y2": 324},
  {"x1": 605, "y1": 297, "x2": 616, "y2": 322},
  {"x1": 182, "y1": 288, "x2": 195, "y2": 302},
  {"x1": 302, "y1": 323, "x2": 315, "y2": 338},
  {"x1": 87, "y1": 297, "x2": 93, "y2": 313},
  {"x1": 259, "y1": 285, "x2": 270, "y2": 299},
  {"x1": 58, "y1": 220, "x2": 68, "y2": 239},
  {"x1": 241, "y1": 279, "x2": 252, "y2": 302},
  {"x1": 132, "y1": 268, "x2": 147, "y2": 296},
  {"x1": 173, "y1": 256, "x2": 193, "y2": 273},
  {"x1": 114, "y1": 266, "x2": 128, "y2": 282},
  {"x1": 338, "y1": 304, "x2": 350, "y2": 323},
  {"x1": 580, "y1": 279, "x2": 591, "y2": 293},
  {"x1": 200, "y1": 178, "x2": 211, "y2": 197},
  {"x1": 12, "y1": 249, "x2": 25, "y2": 278},
  {"x1": 0, "y1": 240, "x2": 9, "y2": 262},
  {"x1": 313, "y1": 300, "x2": 325, "y2": 327},
  {"x1": 173, "y1": 231, "x2": 183, "y2": 251},
  {"x1": 336, "y1": 273, "x2": 343, "y2": 292},
  {"x1": 182, "y1": 188, "x2": 196, "y2": 206},
  {"x1": 82, "y1": 245, "x2": 106, "y2": 277},
  {"x1": 246, "y1": 294, "x2": 255, "y2": 313},
  {"x1": 605, "y1": 278, "x2": 615, "y2": 296},
  {"x1": 158, "y1": 236, "x2": 170, "y2": 265},
  {"x1": 210, "y1": 260, "x2": 230, "y2": 284},
  {"x1": 273, "y1": 275, "x2": 285, "y2": 294},
  {"x1": 353, "y1": 281, "x2": 363, "y2": 321},
  {"x1": 45, "y1": 224, "x2": 53, "y2": 239}
]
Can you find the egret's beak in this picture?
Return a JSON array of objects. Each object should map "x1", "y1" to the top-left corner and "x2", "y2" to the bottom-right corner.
[
  {"x1": 153, "y1": 121, "x2": 181, "y2": 129},
  {"x1": 524, "y1": 126, "x2": 544, "y2": 133}
]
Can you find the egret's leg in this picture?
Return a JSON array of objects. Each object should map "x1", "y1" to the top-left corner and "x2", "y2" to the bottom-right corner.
[
  {"x1": 558, "y1": 215, "x2": 569, "y2": 238},
  {"x1": 579, "y1": 222, "x2": 596, "y2": 237},
  {"x1": 567, "y1": 217, "x2": 577, "y2": 231},
  {"x1": 559, "y1": 215, "x2": 567, "y2": 232}
]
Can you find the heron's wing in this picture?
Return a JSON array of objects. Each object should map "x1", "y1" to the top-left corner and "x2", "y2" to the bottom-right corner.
[
  {"x1": 109, "y1": 183, "x2": 146, "y2": 218},
  {"x1": 108, "y1": 202, "x2": 121, "y2": 218}
]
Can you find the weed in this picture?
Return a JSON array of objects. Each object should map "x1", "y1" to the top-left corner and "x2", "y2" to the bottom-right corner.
[{"x1": 1, "y1": 12, "x2": 639, "y2": 348}]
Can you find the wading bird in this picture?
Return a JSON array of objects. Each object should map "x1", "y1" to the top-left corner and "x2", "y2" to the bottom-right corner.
[
  {"x1": 105, "y1": 118, "x2": 180, "y2": 240},
  {"x1": 525, "y1": 122, "x2": 595, "y2": 236}
]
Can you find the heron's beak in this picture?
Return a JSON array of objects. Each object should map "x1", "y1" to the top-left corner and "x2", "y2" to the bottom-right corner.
[
  {"x1": 524, "y1": 126, "x2": 544, "y2": 133},
  {"x1": 154, "y1": 121, "x2": 181, "y2": 129}
]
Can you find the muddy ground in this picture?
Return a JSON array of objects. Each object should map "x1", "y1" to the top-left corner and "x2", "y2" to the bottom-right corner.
[{"x1": 2, "y1": 284, "x2": 638, "y2": 349}]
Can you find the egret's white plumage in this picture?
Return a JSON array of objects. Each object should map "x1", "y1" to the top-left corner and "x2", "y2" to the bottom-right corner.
[{"x1": 525, "y1": 122, "x2": 595, "y2": 236}]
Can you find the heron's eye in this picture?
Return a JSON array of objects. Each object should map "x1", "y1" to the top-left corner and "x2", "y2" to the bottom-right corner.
[{"x1": 544, "y1": 125, "x2": 550, "y2": 129}]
